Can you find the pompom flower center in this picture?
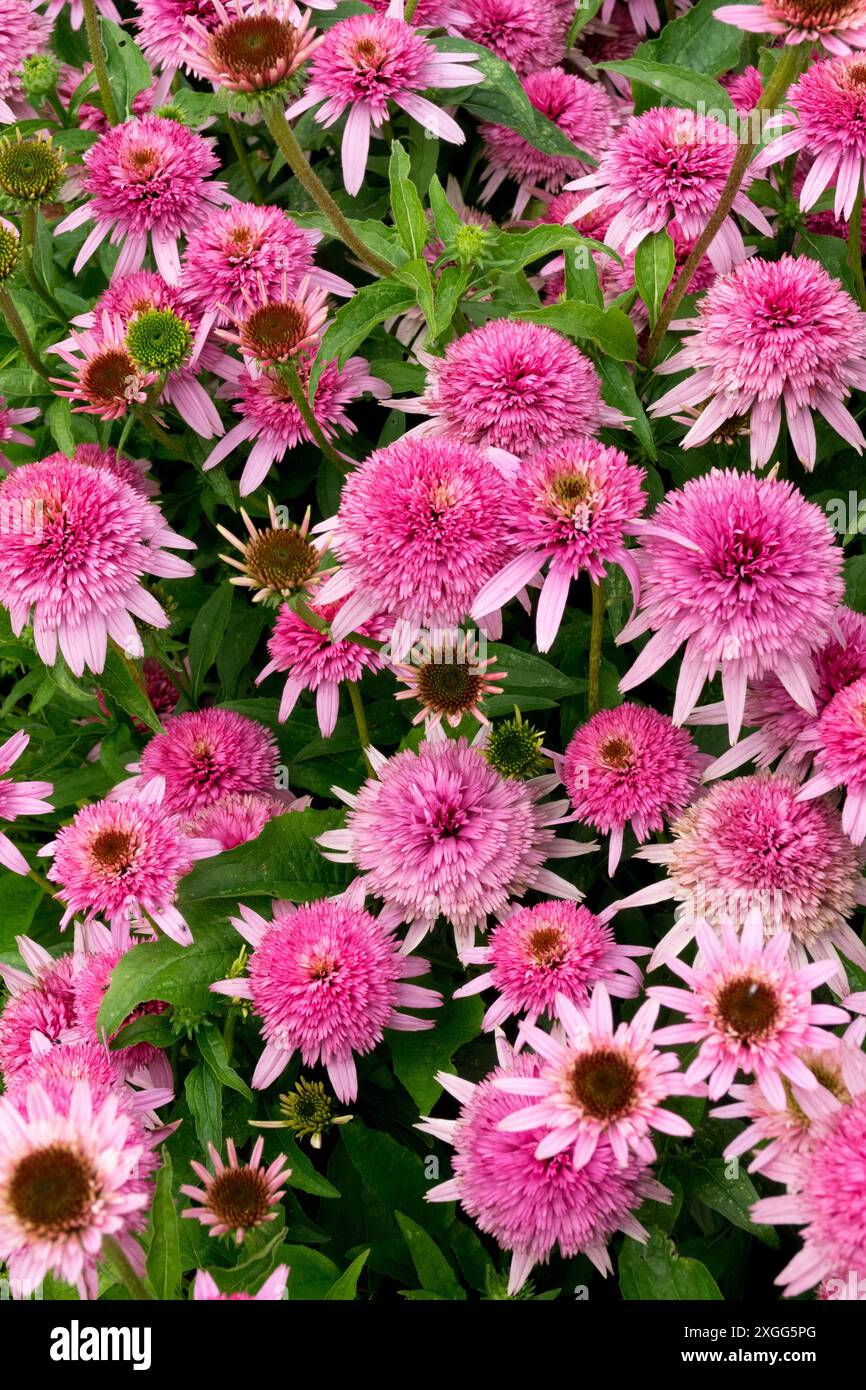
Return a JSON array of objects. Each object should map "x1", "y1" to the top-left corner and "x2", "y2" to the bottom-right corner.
[
  {"x1": 88, "y1": 827, "x2": 139, "y2": 875},
  {"x1": 0, "y1": 138, "x2": 65, "y2": 202},
  {"x1": 598, "y1": 735, "x2": 635, "y2": 770},
  {"x1": 773, "y1": 0, "x2": 863, "y2": 25},
  {"x1": 207, "y1": 1166, "x2": 274, "y2": 1229},
  {"x1": 718, "y1": 529, "x2": 766, "y2": 583},
  {"x1": 569, "y1": 1048, "x2": 639, "y2": 1120},
  {"x1": 210, "y1": 16, "x2": 300, "y2": 82},
  {"x1": 715, "y1": 976, "x2": 780, "y2": 1041},
  {"x1": 526, "y1": 923, "x2": 567, "y2": 967},
  {"x1": 126, "y1": 308, "x2": 193, "y2": 372},
  {"x1": 416, "y1": 660, "x2": 486, "y2": 717},
  {"x1": 9, "y1": 1144, "x2": 96, "y2": 1237},
  {"x1": 246, "y1": 527, "x2": 319, "y2": 591},
  {"x1": 483, "y1": 718, "x2": 544, "y2": 780}
]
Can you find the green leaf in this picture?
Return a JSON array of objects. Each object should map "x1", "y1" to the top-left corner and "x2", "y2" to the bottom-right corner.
[
  {"x1": 100, "y1": 23, "x2": 152, "y2": 118},
  {"x1": 395, "y1": 256, "x2": 436, "y2": 330},
  {"x1": 340, "y1": 1121, "x2": 452, "y2": 1240},
  {"x1": 189, "y1": 582, "x2": 233, "y2": 699},
  {"x1": 176, "y1": 808, "x2": 353, "y2": 907},
  {"x1": 0, "y1": 872, "x2": 43, "y2": 953},
  {"x1": 389, "y1": 995, "x2": 483, "y2": 1112},
  {"x1": 489, "y1": 643, "x2": 580, "y2": 698},
  {"x1": 839, "y1": 950, "x2": 866, "y2": 992},
  {"x1": 638, "y1": 0, "x2": 745, "y2": 74},
  {"x1": 597, "y1": 59, "x2": 733, "y2": 114},
  {"x1": 596, "y1": 357, "x2": 657, "y2": 460},
  {"x1": 389, "y1": 141, "x2": 428, "y2": 260},
  {"x1": 844, "y1": 554, "x2": 866, "y2": 612},
  {"x1": 108, "y1": 1012, "x2": 175, "y2": 1052},
  {"x1": 428, "y1": 174, "x2": 462, "y2": 243},
  {"x1": 486, "y1": 226, "x2": 616, "y2": 275},
  {"x1": 185, "y1": 1063, "x2": 222, "y2": 1152},
  {"x1": 46, "y1": 396, "x2": 76, "y2": 456},
  {"x1": 310, "y1": 280, "x2": 417, "y2": 395},
  {"x1": 99, "y1": 647, "x2": 163, "y2": 733},
  {"x1": 146, "y1": 1149, "x2": 181, "y2": 1300},
  {"x1": 619, "y1": 1229, "x2": 723, "y2": 1300},
  {"x1": 395, "y1": 1213, "x2": 465, "y2": 1300},
  {"x1": 515, "y1": 301, "x2": 638, "y2": 362},
  {"x1": 97, "y1": 920, "x2": 238, "y2": 1036},
  {"x1": 634, "y1": 229, "x2": 676, "y2": 327},
  {"x1": 323, "y1": 1249, "x2": 369, "y2": 1300},
  {"x1": 277, "y1": 1136, "x2": 340, "y2": 1199},
  {"x1": 197, "y1": 1019, "x2": 253, "y2": 1101},
  {"x1": 684, "y1": 1160, "x2": 780, "y2": 1247}
]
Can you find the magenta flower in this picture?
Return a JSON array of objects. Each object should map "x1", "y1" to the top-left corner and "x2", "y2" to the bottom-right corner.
[
  {"x1": 42, "y1": 0, "x2": 120, "y2": 29},
  {"x1": 183, "y1": 0, "x2": 321, "y2": 94},
  {"x1": 204, "y1": 353, "x2": 387, "y2": 496},
  {"x1": 43, "y1": 792, "x2": 220, "y2": 944},
  {"x1": 561, "y1": 704, "x2": 704, "y2": 874},
  {"x1": 7, "y1": 1039, "x2": 174, "y2": 1124},
  {"x1": 390, "y1": 631, "x2": 506, "y2": 729},
  {"x1": 442, "y1": 0, "x2": 571, "y2": 76},
  {"x1": 479, "y1": 67, "x2": 615, "y2": 216},
  {"x1": 193, "y1": 1265, "x2": 290, "y2": 1300},
  {"x1": 117, "y1": 707, "x2": 279, "y2": 815},
  {"x1": 0, "y1": 394, "x2": 39, "y2": 466},
  {"x1": 621, "y1": 772, "x2": 866, "y2": 985},
  {"x1": 0, "y1": 731, "x2": 52, "y2": 877},
  {"x1": 723, "y1": 64, "x2": 763, "y2": 111},
  {"x1": 651, "y1": 255, "x2": 866, "y2": 469},
  {"x1": 0, "y1": 1075, "x2": 159, "y2": 1298},
  {"x1": 134, "y1": 0, "x2": 225, "y2": 75},
  {"x1": 315, "y1": 434, "x2": 513, "y2": 653},
  {"x1": 318, "y1": 734, "x2": 594, "y2": 954},
  {"x1": 55, "y1": 115, "x2": 233, "y2": 284},
  {"x1": 406, "y1": 318, "x2": 622, "y2": 462},
  {"x1": 211, "y1": 898, "x2": 441, "y2": 1099},
  {"x1": 714, "y1": 0, "x2": 866, "y2": 56},
  {"x1": 51, "y1": 313, "x2": 158, "y2": 422},
  {"x1": 0, "y1": 940, "x2": 79, "y2": 1082},
  {"x1": 753, "y1": 1090, "x2": 866, "y2": 1297},
  {"x1": 216, "y1": 273, "x2": 329, "y2": 370},
  {"x1": 567, "y1": 107, "x2": 771, "y2": 269},
  {"x1": 71, "y1": 941, "x2": 173, "y2": 1090},
  {"x1": 285, "y1": 0, "x2": 483, "y2": 195},
  {"x1": 798, "y1": 674, "x2": 866, "y2": 842},
  {"x1": 454, "y1": 900, "x2": 646, "y2": 1033},
  {"x1": 0, "y1": 0, "x2": 52, "y2": 123},
  {"x1": 181, "y1": 1137, "x2": 291, "y2": 1243},
  {"x1": 649, "y1": 912, "x2": 850, "y2": 1106},
  {"x1": 420, "y1": 1053, "x2": 669, "y2": 1294},
  {"x1": 617, "y1": 469, "x2": 844, "y2": 742},
  {"x1": 41, "y1": 441, "x2": 157, "y2": 499},
  {"x1": 185, "y1": 791, "x2": 305, "y2": 851},
  {"x1": 472, "y1": 437, "x2": 646, "y2": 652},
  {"x1": 600, "y1": 0, "x2": 664, "y2": 34},
  {"x1": 258, "y1": 599, "x2": 385, "y2": 735},
  {"x1": 0, "y1": 453, "x2": 195, "y2": 676}
]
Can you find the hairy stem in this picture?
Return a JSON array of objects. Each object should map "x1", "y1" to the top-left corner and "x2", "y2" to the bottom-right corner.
[
  {"x1": 21, "y1": 206, "x2": 66, "y2": 320},
  {"x1": 81, "y1": 0, "x2": 120, "y2": 127},
  {"x1": 588, "y1": 578, "x2": 605, "y2": 717},
  {"x1": 0, "y1": 288, "x2": 51, "y2": 380},
  {"x1": 281, "y1": 360, "x2": 351, "y2": 472}
]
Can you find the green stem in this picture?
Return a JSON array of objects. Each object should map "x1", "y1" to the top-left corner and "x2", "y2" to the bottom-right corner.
[
  {"x1": 28, "y1": 867, "x2": 54, "y2": 896},
  {"x1": 264, "y1": 107, "x2": 396, "y2": 278},
  {"x1": 132, "y1": 404, "x2": 189, "y2": 459},
  {"x1": 282, "y1": 360, "x2": 351, "y2": 472},
  {"x1": 640, "y1": 44, "x2": 805, "y2": 367},
  {"x1": 102, "y1": 1237, "x2": 153, "y2": 1301},
  {"x1": 588, "y1": 578, "x2": 605, "y2": 717},
  {"x1": 226, "y1": 120, "x2": 263, "y2": 206},
  {"x1": 46, "y1": 88, "x2": 68, "y2": 126},
  {"x1": 20, "y1": 207, "x2": 66, "y2": 320},
  {"x1": 0, "y1": 287, "x2": 51, "y2": 381},
  {"x1": 223, "y1": 1007, "x2": 236, "y2": 1064},
  {"x1": 404, "y1": 0, "x2": 420, "y2": 20},
  {"x1": 849, "y1": 183, "x2": 866, "y2": 310},
  {"x1": 347, "y1": 680, "x2": 374, "y2": 776},
  {"x1": 81, "y1": 0, "x2": 120, "y2": 126}
]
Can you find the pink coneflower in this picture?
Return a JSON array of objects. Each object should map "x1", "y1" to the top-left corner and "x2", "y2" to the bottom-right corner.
[
  {"x1": 204, "y1": 353, "x2": 387, "y2": 496},
  {"x1": 211, "y1": 898, "x2": 441, "y2": 1098},
  {"x1": 723, "y1": 64, "x2": 763, "y2": 111},
  {"x1": 561, "y1": 704, "x2": 704, "y2": 874},
  {"x1": 798, "y1": 674, "x2": 866, "y2": 842},
  {"x1": 193, "y1": 1265, "x2": 290, "y2": 1299},
  {"x1": 454, "y1": 900, "x2": 646, "y2": 1033},
  {"x1": 755, "y1": 56, "x2": 866, "y2": 221},
  {"x1": 753, "y1": 1091, "x2": 866, "y2": 1296},
  {"x1": 0, "y1": 394, "x2": 39, "y2": 466},
  {"x1": 621, "y1": 773, "x2": 866, "y2": 985},
  {"x1": 407, "y1": 318, "x2": 621, "y2": 462},
  {"x1": 185, "y1": 791, "x2": 303, "y2": 850},
  {"x1": 0, "y1": 731, "x2": 52, "y2": 876},
  {"x1": 55, "y1": 115, "x2": 233, "y2": 284},
  {"x1": 420, "y1": 1053, "x2": 669, "y2": 1294},
  {"x1": 141, "y1": 657, "x2": 180, "y2": 726},
  {"x1": 0, "y1": 1075, "x2": 158, "y2": 1298},
  {"x1": 471, "y1": 437, "x2": 646, "y2": 653},
  {"x1": 390, "y1": 630, "x2": 506, "y2": 729},
  {"x1": 574, "y1": 14, "x2": 641, "y2": 97},
  {"x1": 714, "y1": 0, "x2": 866, "y2": 56},
  {"x1": 180, "y1": 201, "x2": 352, "y2": 353},
  {"x1": 318, "y1": 735, "x2": 593, "y2": 954},
  {"x1": 442, "y1": 0, "x2": 570, "y2": 75},
  {"x1": 134, "y1": 0, "x2": 224, "y2": 74},
  {"x1": 649, "y1": 912, "x2": 850, "y2": 1106},
  {"x1": 217, "y1": 499, "x2": 330, "y2": 604},
  {"x1": 71, "y1": 938, "x2": 172, "y2": 1089},
  {"x1": 117, "y1": 707, "x2": 280, "y2": 815},
  {"x1": 0, "y1": 453, "x2": 196, "y2": 676},
  {"x1": 567, "y1": 107, "x2": 771, "y2": 270},
  {"x1": 712, "y1": 1016, "x2": 866, "y2": 1180},
  {"x1": 42, "y1": 442, "x2": 157, "y2": 499},
  {"x1": 6, "y1": 1039, "x2": 174, "y2": 1123},
  {"x1": 183, "y1": 0, "x2": 321, "y2": 94},
  {"x1": 0, "y1": 940, "x2": 79, "y2": 1082},
  {"x1": 494, "y1": 984, "x2": 697, "y2": 1167},
  {"x1": 50, "y1": 313, "x2": 158, "y2": 422},
  {"x1": 694, "y1": 605, "x2": 866, "y2": 781},
  {"x1": 285, "y1": 1, "x2": 482, "y2": 196},
  {"x1": 314, "y1": 435, "x2": 513, "y2": 652},
  {"x1": 480, "y1": 67, "x2": 616, "y2": 216},
  {"x1": 652, "y1": 255, "x2": 866, "y2": 469},
  {"x1": 43, "y1": 793, "x2": 219, "y2": 945},
  {"x1": 257, "y1": 599, "x2": 384, "y2": 735},
  {"x1": 616, "y1": 469, "x2": 844, "y2": 742},
  {"x1": 600, "y1": 0, "x2": 662, "y2": 34},
  {"x1": 216, "y1": 273, "x2": 329, "y2": 369},
  {"x1": 181, "y1": 1137, "x2": 290, "y2": 1243},
  {"x1": 0, "y1": 0, "x2": 52, "y2": 123}
]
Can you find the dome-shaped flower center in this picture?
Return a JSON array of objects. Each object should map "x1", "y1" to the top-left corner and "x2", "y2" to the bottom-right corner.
[
  {"x1": 307, "y1": 952, "x2": 338, "y2": 982},
  {"x1": 227, "y1": 226, "x2": 260, "y2": 256},
  {"x1": 126, "y1": 308, "x2": 193, "y2": 373},
  {"x1": 80, "y1": 349, "x2": 140, "y2": 406},
  {"x1": 241, "y1": 302, "x2": 310, "y2": 361},
  {"x1": 549, "y1": 471, "x2": 597, "y2": 526},
  {"x1": 9, "y1": 1143, "x2": 96, "y2": 1237},
  {"x1": 526, "y1": 922, "x2": 566, "y2": 967},
  {"x1": 88, "y1": 827, "x2": 139, "y2": 875},
  {"x1": 569, "y1": 1047, "x2": 638, "y2": 1120},
  {"x1": 483, "y1": 718, "x2": 544, "y2": 780},
  {"x1": 210, "y1": 16, "x2": 299, "y2": 82},
  {"x1": 246, "y1": 527, "x2": 319, "y2": 592},
  {"x1": 351, "y1": 35, "x2": 388, "y2": 72},
  {"x1": 715, "y1": 975, "x2": 780, "y2": 1041},
  {"x1": 126, "y1": 146, "x2": 161, "y2": 177},
  {"x1": 0, "y1": 224, "x2": 20, "y2": 280},
  {"x1": 598, "y1": 735, "x2": 635, "y2": 770},
  {"x1": 416, "y1": 660, "x2": 485, "y2": 716},
  {"x1": 0, "y1": 138, "x2": 65, "y2": 203},
  {"x1": 773, "y1": 0, "x2": 863, "y2": 26},
  {"x1": 207, "y1": 1165, "x2": 273, "y2": 1229},
  {"x1": 280, "y1": 1078, "x2": 334, "y2": 1135},
  {"x1": 844, "y1": 58, "x2": 866, "y2": 87}
]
